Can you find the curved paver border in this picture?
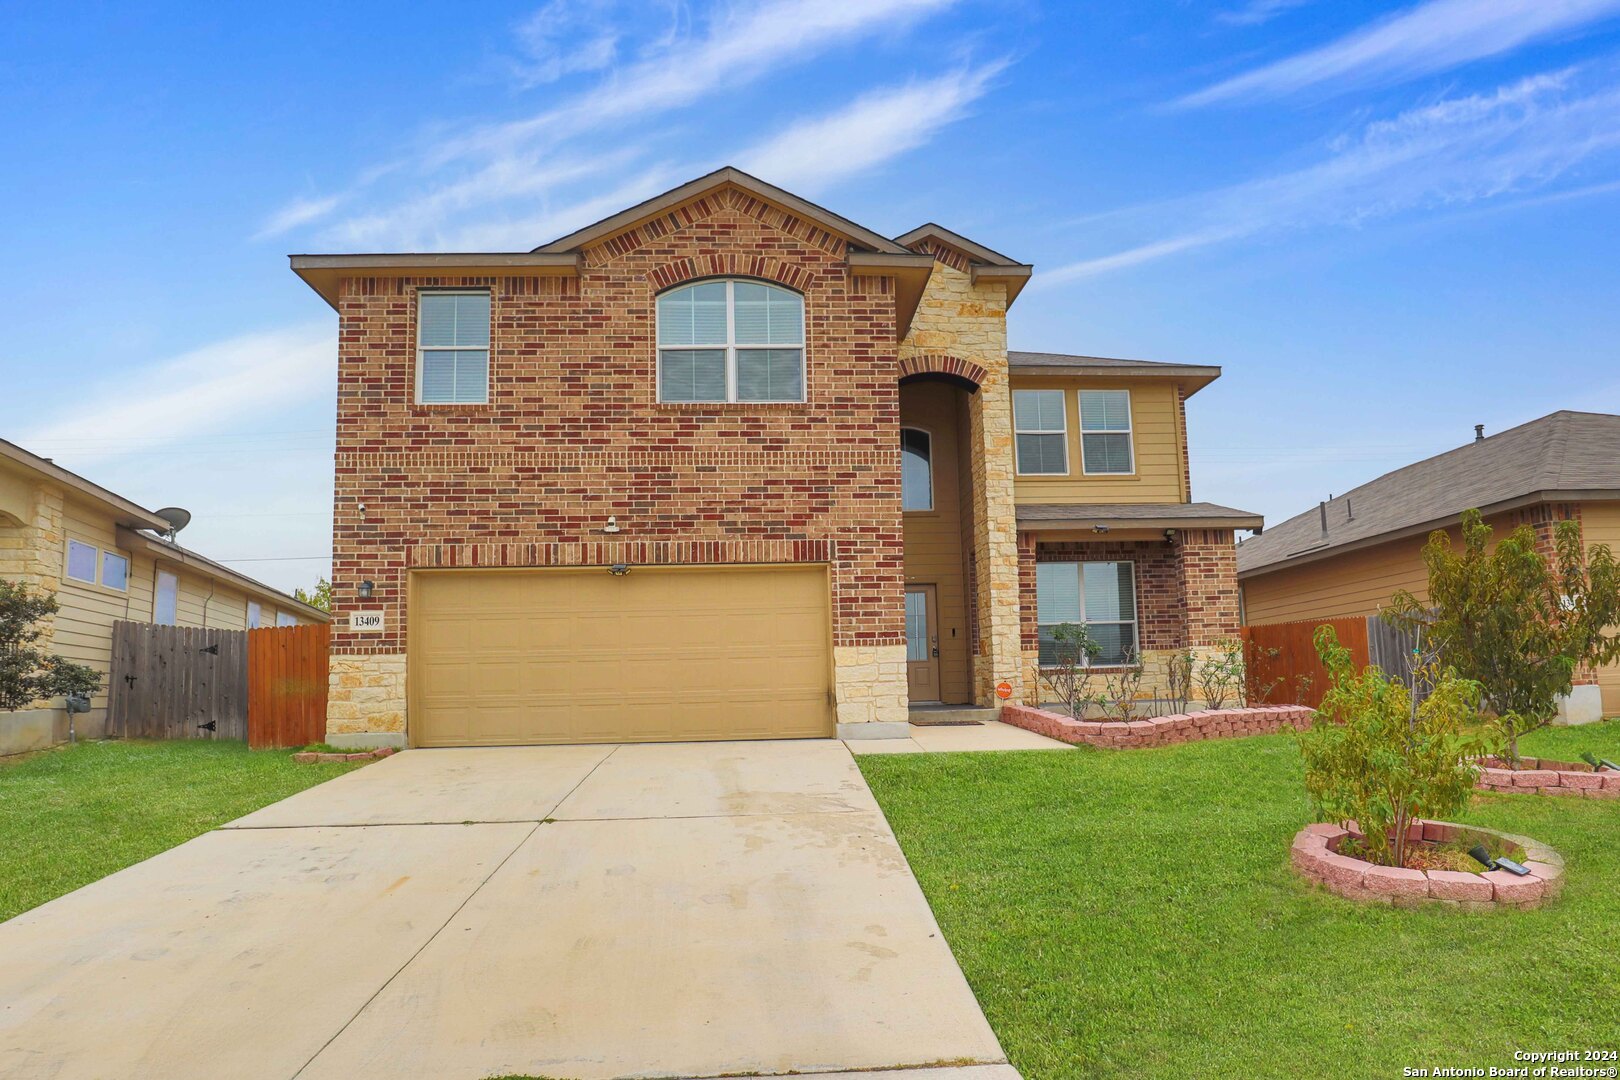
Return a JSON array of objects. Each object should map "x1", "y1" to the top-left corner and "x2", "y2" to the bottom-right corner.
[
  {"x1": 1475, "y1": 756, "x2": 1620, "y2": 798},
  {"x1": 1291, "y1": 820, "x2": 1563, "y2": 909}
]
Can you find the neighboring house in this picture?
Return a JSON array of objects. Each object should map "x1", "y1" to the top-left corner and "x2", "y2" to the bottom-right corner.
[
  {"x1": 0, "y1": 438, "x2": 329, "y2": 754},
  {"x1": 291, "y1": 167, "x2": 1259, "y2": 749},
  {"x1": 1237, "y1": 411, "x2": 1620, "y2": 723}
]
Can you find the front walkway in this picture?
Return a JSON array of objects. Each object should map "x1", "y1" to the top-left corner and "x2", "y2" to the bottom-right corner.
[
  {"x1": 0, "y1": 740, "x2": 1013, "y2": 1080},
  {"x1": 846, "y1": 719, "x2": 1073, "y2": 755}
]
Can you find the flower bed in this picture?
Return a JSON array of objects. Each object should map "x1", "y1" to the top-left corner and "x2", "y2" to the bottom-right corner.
[
  {"x1": 1291, "y1": 820, "x2": 1563, "y2": 909},
  {"x1": 1475, "y1": 756, "x2": 1620, "y2": 798},
  {"x1": 291, "y1": 746, "x2": 397, "y2": 764},
  {"x1": 999, "y1": 703, "x2": 1313, "y2": 748}
]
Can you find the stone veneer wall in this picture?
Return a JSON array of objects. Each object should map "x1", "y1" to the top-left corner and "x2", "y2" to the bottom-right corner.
[
  {"x1": 1, "y1": 480, "x2": 67, "y2": 755},
  {"x1": 898, "y1": 253, "x2": 1021, "y2": 706},
  {"x1": 326, "y1": 654, "x2": 407, "y2": 748}
]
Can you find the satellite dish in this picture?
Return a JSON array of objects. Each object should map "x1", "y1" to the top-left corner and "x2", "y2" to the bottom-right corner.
[{"x1": 153, "y1": 507, "x2": 192, "y2": 539}]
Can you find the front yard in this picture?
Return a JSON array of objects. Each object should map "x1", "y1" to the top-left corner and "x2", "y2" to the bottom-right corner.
[
  {"x1": 0, "y1": 740, "x2": 362, "y2": 922},
  {"x1": 859, "y1": 722, "x2": 1620, "y2": 1079}
]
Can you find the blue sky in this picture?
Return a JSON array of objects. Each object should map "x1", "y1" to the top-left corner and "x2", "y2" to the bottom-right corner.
[{"x1": 4, "y1": 0, "x2": 1620, "y2": 591}]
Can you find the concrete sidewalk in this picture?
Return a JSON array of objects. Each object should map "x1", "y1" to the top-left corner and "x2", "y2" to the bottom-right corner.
[{"x1": 0, "y1": 739, "x2": 1009, "y2": 1080}]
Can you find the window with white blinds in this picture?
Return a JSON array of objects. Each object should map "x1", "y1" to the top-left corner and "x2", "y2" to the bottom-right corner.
[
  {"x1": 1035, "y1": 560, "x2": 1138, "y2": 666},
  {"x1": 656, "y1": 279, "x2": 804, "y2": 402},
  {"x1": 417, "y1": 291, "x2": 491, "y2": 404},
  {"x1": 1013, "y1": 390, "x2": 1068, "y2": 474},
  {"x1": 1080, "y1": 390, "x2": 1134, "y2": 474}
]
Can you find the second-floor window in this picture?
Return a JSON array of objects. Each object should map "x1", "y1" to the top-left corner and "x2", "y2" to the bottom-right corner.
[
  {"x1": 1013, "y1": 389, "x2": 1068, "y2": 474},
  {"x1": 656, "y1": 279, "x2": 804, "y2": 403},
  {"x1": 1080, "y1": 390, "x2": 1134, "y2": 474},
  {"x1": 901, "y1": 428, "x2": 933, "y2": 511},
  {"x1": 417, "y1": 290, "x2": 490, "y2": 405}
]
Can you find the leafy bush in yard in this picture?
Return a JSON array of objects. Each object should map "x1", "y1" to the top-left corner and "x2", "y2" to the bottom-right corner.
[
  {"x1": 1039, "y1": 623, "x2": 1100, "y2": 719},
  {"x1": 1388, "y1": 508, "x2": 1620, "y2": 760},
  {"x1": 1296, "y1": 625, "x2": 1492, "y2": 868},
  {"x1": 1196, "y1": 637, "x2": 1246, "y2": 708},
  {"x1": 0, "y1": 579, "x2": 101, "y2": 711}
]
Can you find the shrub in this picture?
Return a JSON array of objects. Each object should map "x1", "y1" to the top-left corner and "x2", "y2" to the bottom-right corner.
[
  {"x1": 1039, "y1": 622, "x2": 1101, "y2": 719},
  {"x1": 0, "y1": 580, "x2": 102, "y2": 711},
  {"x1": 1296, "y1": 625, "x2": 1492, "y2": 868},
  {"x1": 1388, "y1": 508, "x2": 1620, "y2": 760},
  {"x1": 1196, "y1": 638, "x2": 1246, "y2": 709}
]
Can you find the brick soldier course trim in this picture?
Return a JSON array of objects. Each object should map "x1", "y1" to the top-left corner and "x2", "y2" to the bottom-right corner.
[{"x1": 898, "y1": 354, "x2": 990, "y2": 387}]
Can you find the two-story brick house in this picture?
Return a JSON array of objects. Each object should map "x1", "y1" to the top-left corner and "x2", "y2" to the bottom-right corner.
[{"x1": 292, "y1": 168, "x2": 1260, "y2": 747}]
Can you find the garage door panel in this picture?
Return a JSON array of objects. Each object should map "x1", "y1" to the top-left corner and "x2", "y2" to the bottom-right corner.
[{"x1": 411, "y1": 566, "x2": 834, "y2": 747}]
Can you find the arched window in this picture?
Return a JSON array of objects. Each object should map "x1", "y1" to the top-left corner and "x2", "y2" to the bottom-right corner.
[
  {"x1": 656, "y1": 279, "x2": 805, "y2": 402},
  {"x1": 901, "y1": 428, "x2": 933, "y2": 511}
]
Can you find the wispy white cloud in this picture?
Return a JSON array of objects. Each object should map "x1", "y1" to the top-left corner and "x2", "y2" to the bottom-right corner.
[
  {"x1": 505, "y1": 0, "x2": 640, "y2": 89},
  {"x1": 1215, "y1": 0, "x2": 1312, "y2": 28},
  {"x1": 1180, "y1": 0, "x2": 1620, "y2": 107},
  {"x1": 19, "y1": 323, "x2": 335, "y2": 462},
  {"x1": 1042, "y1": 69, "x2": 1620, "y2": 284},
  {"x1": 257, "y1": 0, "x2": 958, "y2": 246},
  {"x1": 738, "y1": 63, "x2": 1005, "y2": 192}
]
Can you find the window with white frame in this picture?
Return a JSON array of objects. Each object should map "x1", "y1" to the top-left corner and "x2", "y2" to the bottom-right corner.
[
  {"x1": 1013, "y1": 389, "x2": 1068, "y2": 474},
  {"x1": 901, "y1": 428, "x2": 933, "y2": 511},
  {"x1": 101, "y1": 551, "x2": 129, "y2": 592},
  {"x1": 656, "y1": 279, "x2": 804, "y2": 403},
  {"x1": 154, "y1": 570, "x2": 179, "y2": 626},
  {"x1": 1080, "y1": 390, "x2": 1134, "y2": 474},
  {"x1": 247, "y1": 600, "x2": 261, "y2": 629},
  {"x1": 1035, "y1": 560, "x2": 1138, "y2": 666},
  {"x1": 417, "y1": 290, "x2": 490, "y2": 404},
  {"x1": 65, "y1": 540, "x2": 98, "y2": 583}
]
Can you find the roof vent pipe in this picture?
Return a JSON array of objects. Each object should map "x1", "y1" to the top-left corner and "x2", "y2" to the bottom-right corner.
[
  {"x1": 1319, "y1": 500, "x2": 1328, "y2": 538},
  {"x1": 1475, "y1": 424, "x2": 1485, "y2": 441},
  {"x1": 1346, "y1": 498, "x2": 1353, "y2": 521}
]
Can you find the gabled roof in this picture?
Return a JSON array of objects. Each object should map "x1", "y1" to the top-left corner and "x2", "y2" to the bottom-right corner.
[
  {"x1": 1009, "y1": 351, "x2": 1222, "y2": 396},
  {"x1": 895, "y1": 223, "x2": 1033, "y2": 306},
  {"x1": 533, "y1": 166, "x2": 914, "y2": 255},
  {"x1": 1237, "y1": 411, "x2": 1620, "y2": 578}
]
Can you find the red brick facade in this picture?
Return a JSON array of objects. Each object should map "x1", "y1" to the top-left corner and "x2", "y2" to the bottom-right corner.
[{"x1": 329, "y1": 189, "x2": 905, "y2": 660}]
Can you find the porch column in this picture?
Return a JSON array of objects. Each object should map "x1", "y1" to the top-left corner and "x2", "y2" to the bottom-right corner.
[
  {"x1": 1174, "y1": 528, "x2": 1241, "y2": 650},
  {"x1": 967, "y1": 367, "x2": 1024, "y2": 705}
]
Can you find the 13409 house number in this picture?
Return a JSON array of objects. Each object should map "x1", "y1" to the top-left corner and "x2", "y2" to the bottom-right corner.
[{"x1": 348, "y1": 611, "x2": 385, "y2": 632}]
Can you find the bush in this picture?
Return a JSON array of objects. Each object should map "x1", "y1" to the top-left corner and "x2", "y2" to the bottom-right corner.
[
  {"x1": 0, "y1": 580, "x2": 103, "y2": 711},
  {"x1": 1296, "y1": 625, "x2": 1493, "y2": 868}
]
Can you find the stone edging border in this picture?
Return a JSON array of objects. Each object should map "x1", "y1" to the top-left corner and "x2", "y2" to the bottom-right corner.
[
  {"x1": 291, "y1": 747, "x2": 398, "y2": 764},
  {"x1": 1291, "y1": 820, "x2": 1563, "y2": 909},
  {"x1": 999, "y1": 703, "x2": 1313, "y2": 748},
  {"x1": 1476, "y1": 756, "x2": 1620, "y2": 798}
]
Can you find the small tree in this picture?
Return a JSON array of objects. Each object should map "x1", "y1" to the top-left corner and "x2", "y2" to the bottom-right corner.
[
  {"x1": 0, "y1": 580, "x2": 102, "y2": 711},
  {"x1": 1098, "y1": 647, "x2": 1146, "y2": 722},
  {"x1": 1387, "y1": 509, "x2": 1620, "y2": 760},
  {"x1": 1297, "y1": 625, "x2": 1491, "y2": 868},
  {"x1": 1164, "y1": 648, "x2": 1194, "y2": 714},
  {"x1": 294, "y1": 576, "x2": 333, "y2": 612},
  {"x1": 1039, "y1": 623, "x2": 1100, "y2": 719}
]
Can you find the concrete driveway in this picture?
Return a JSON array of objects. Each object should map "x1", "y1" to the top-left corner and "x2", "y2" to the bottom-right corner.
[{"x1": 0, "y1": 740, "x2": 1012, "y2": 1080}]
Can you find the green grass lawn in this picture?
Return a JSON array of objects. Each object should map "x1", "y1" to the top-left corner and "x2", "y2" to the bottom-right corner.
[
  {"x1": 0, "y1": 740, "x2": 362, "y2": 923},
  {"x1": 859, "y1": 719, "x2": 1620, "y2": 1080}
]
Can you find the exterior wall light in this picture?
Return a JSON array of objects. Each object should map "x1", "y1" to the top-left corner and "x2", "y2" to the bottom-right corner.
[
  {"x1": 358, "y1": 580, "x2": 375, "y2": 600},
  {"x1": 1091, "y1": 524, "x2": 1110, "y2": 535},
  {"x1": 602, "y1": 515, "x2": 621, "y2": 534},
  {"x1": 1163, "y1": 528, "x2": 1178, "y2": 543},
  {"x1": 608, "y1": 563, "x2": 632, "y2": 576}
]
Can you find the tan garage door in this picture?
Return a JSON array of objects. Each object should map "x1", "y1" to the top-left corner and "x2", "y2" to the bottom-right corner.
[{"x1": 410, "y1": 565, "x2": 834, "y2": 747}]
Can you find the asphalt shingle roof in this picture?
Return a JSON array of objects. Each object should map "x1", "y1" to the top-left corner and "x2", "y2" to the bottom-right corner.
[{"x1": 1236, "y1": 411, "x2": 1620, "y2": 576}]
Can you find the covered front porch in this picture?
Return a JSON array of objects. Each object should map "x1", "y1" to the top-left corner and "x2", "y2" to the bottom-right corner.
[{"x1": 1014, "y1": 503, "x2": 1260, "y2": 709}]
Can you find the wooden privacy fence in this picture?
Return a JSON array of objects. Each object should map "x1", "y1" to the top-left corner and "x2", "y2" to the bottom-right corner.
[
  {"x1": 108, "y1": 620, "x2": 330, "y2": 748},
  {"x1": 247, "y1": 623, "x2": 330, "y2": 749},
  {"x1": 108, "y1": 622, "x2": 249, "y2": 740},
  {"x1": 1242, "y1": 614, "x2": 1423, "y2": 709}
]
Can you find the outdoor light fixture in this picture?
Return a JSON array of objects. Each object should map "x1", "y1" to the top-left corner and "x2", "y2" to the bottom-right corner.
[
  {"x1": 358, "y1": 580, "x2": 374, "y2": 600},
  {"x1": 608, "y1": 563, "x2": 632, "y2": 576},
  {"x1": 1582, "y1": 751, "x2": 1620, "y2": 771},
  {"x1": 1494, "y1": 857, "x2": 1532, "y2": 877},
  {"x1": 1468, "y1": 845, "x2": 1497, "y2": 871},
  {"x1": 1163, "y1": 528, "x2": 1178, "y2": 542},
  {"x1": 1092, "y1": 524, "x2": 1110, "y2": 535},
  {"x1": 602, "y1": 515, "x2": 621, "y2": 534}
]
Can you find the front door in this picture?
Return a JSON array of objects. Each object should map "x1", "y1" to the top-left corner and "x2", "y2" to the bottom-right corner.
[{"x1": 905, "y1": 585, "x2": 941, "y2": 702}]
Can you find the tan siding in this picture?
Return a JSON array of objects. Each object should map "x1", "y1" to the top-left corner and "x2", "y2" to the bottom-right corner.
[
  {"x1": 1582, "y1": 501, "x2": 1620, "y2": 715},
  {"x1": 54, "y1": 498, "x2": 143, "y2": 709},
  {"x1": 900, "y1": 380, "x2": 971, "y2": 703},
  {"x1": 1010, "y1": 377, "x2": 1187, "y2": 504}
]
